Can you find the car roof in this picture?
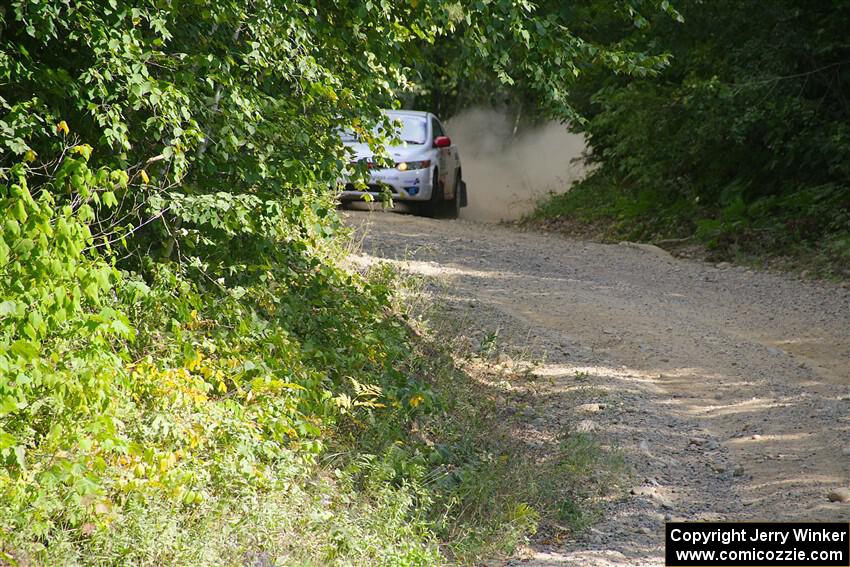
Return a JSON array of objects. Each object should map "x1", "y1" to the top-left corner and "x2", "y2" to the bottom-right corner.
[{"x1": 385, "y1": 109, "x2": 430, "y2": 119}]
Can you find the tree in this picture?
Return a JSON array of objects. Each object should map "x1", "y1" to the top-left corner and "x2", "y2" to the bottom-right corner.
[
  {"x1": 0, "y1": 1, "x2": 682, "y2": 559},
  {"x1": 548, "y1": 0, "x2": 850, "y2": 260}
]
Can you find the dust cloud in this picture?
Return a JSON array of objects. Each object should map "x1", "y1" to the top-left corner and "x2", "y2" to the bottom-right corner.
[{"x1": 446, "y1": 108, "x2": 587, "y2": 222}]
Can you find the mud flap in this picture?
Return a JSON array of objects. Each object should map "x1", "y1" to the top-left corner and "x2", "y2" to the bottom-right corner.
[{"x1": 459, "y1": 180, "x2": 468, "y2": 207}]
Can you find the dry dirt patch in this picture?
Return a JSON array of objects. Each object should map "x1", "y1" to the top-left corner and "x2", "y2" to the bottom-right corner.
[{"x1": 346, "y1": 209, "x2": 850, "y2": 566}]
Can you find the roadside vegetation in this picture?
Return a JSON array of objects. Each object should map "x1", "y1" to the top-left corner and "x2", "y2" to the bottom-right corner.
[
  {"x1": 1, "y1": 1, "x2": 664, "y2": 564},
  {"x1": 399, "y1": 288, "x2": 628, "y2": 561},
  {"x1": 525, "y1": 0, "x2": 850, "y2": 278}
]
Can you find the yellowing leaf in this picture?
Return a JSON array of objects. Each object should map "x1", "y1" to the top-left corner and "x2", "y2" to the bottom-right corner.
[
  {"x1": 409, "y1": 394, "x2": 425, "y2": 408},
  {"x1": 57, "y1": 120, "x2": 70, "y2": 135},
  {"x1": 334, "y1": 393, "x2": 352, "y2": 410},
  {"x1": 186, "y1": 352, "x2": 203, "y2": 371},
  {"x1": 24, "y1": 150, "x2": 37, "y2": 163},
  {"x1": 140, "y1": 169, "x2": 150, "y2": 184},
  {"x1": 71, "y1": 144, "x2": 93, "y2": 160}
]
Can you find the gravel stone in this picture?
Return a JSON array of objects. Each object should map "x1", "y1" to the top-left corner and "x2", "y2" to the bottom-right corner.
[{"x1": 827, "y1": 488, "x2": 850, "y2": 503}]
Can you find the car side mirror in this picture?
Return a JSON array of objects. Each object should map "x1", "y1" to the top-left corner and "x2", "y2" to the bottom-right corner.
[{"x1": 433, "y1": 135, "x2": 451, "y2": 148}]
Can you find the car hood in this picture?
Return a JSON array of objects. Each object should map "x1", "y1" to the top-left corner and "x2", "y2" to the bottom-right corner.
[{"x1": 343, "y1": 142, "x2": 431, "y2": 163}]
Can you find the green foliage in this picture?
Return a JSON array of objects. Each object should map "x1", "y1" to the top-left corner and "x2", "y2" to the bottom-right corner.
[
  {"x1": 0, "y1": 0, "x2": 667, "y2": 562},
  {"x1": 0, "y1": 155, "x2": 132, "y2": 543},
  {"x1": 533, "y1": 0, "x2": 850, "y2": 274},
  {"x1": 379, "y1": 303, "x2": 629, "y2": 564},
  {"x1": 77, "y1": 479, "x2": 441, "y2": 566},
  {"x1": 0, "y1": 156, "x2": 434, "y2": 563},
  {"x1": 409, "y1": 0, "x2": 680, "y2": 122},
  {"x1": 532, "y1": 170, "x2": 850, "y2": 275},
  {"x1": 530, "y1": 172, "x2": 700, "y2": 241}
]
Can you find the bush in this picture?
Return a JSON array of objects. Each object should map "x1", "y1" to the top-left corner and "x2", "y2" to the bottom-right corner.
[
  {"x1": 0, "y1": 0, "x2": 673, "y2": 562},
  {"x1": 0, "y1": 152, "x2": 439, "y2": 563},
  {"x1": 530, "y1": 0, "x2": 850, "y2": 275}
]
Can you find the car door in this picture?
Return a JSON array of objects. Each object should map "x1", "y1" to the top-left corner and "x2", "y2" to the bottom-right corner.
[{"x1": 431, "y1": 116, "x2": 456, "y2": 197}]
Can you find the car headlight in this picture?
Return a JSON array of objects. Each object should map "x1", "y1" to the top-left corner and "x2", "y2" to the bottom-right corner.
[{"x1": 397, "y1": 160, "x2": 431, "y2": 171}]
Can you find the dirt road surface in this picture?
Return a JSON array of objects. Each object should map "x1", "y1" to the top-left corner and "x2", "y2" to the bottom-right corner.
[{"x1": 346, "y1": 209, "x2": 850, "y2": 566}]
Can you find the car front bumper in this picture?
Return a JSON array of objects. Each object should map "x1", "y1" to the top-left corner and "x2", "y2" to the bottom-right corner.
[{"x1": 339, "y1": 167, "x2": 434, "y2": 201}]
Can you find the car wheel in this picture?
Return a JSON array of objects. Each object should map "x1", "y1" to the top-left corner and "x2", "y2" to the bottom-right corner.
[{"x1": 440, "y1": 172, "x2": 461, "y2": 219}]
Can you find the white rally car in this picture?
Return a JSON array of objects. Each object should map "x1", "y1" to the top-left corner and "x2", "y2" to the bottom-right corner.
[{"x1": 339, "y1": 109, "x2": 467, "y2": 218}]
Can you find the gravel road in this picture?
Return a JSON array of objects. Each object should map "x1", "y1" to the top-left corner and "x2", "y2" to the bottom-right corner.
[{"x1": 346, "y1": 209, "x2": 850, "y2": 566}]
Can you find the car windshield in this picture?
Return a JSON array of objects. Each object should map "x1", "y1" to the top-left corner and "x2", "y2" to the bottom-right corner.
[
  {"x1": 385, "y1": 115, "x2": 427, "y2": 145},
  {"x1": 339, "y1": 114, "x2": 428, "y2": 145}
]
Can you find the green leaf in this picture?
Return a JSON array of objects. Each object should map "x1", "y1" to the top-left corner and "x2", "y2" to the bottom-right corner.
[
  {"x1": 84, "y1": 282, "x2": 100, "y2": 302},
  {"x1": 0, "y1": 301, "x2": 17, "y2": 317},
  {"x1": 11, "y1": 200, "x2": 27, "y2": 222},
  {"x1": 10, "y1": 340, "x2": 39, "y2": 359},
  {"x1": 110, "y1": 319, "x2": 132, "y2": 338},
  {"x1": 102, "y1": 191, "x2": 118, "y2": 208},
  {"x1": 14, "y1": 445, "x2": 26, "y2": 469},
  {"x1": 0, "y1": 431, "x2": 15, "y2": 450}
]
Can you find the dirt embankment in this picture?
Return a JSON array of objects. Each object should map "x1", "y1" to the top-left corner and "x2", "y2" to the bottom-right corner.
[{"x1": 348, "y1": 210, "x2": 850, "y2": 567}]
